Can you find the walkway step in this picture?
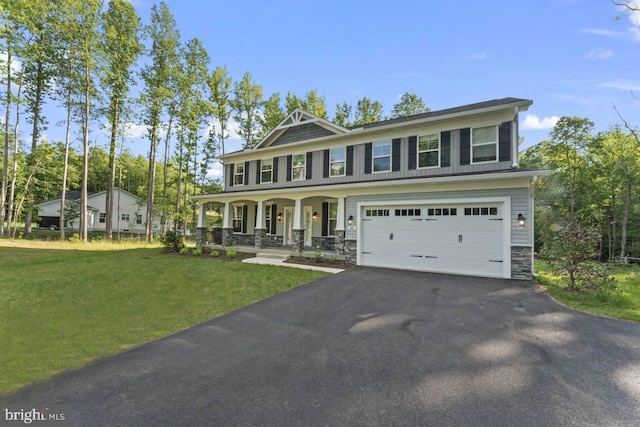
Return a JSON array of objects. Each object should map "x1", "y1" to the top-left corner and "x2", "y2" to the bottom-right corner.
[{"x1": 256, "y1": 253, "x2": 290, "y2": 261}]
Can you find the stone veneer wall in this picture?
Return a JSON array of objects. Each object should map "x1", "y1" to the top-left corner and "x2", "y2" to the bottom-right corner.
[
  {"x1": 196, "y1": 227, "x2": 207, "y2": 247},
  {"x1": 264, "y1": 235, "x2": 284, "y2": 248},
  {"x1": 233, "y1": 234, "x2": 255, "y2": 247},
  {"x1": 311, "y1": 237, "x2": 336, "y2": 251},
  {"x1": 344, "y1": 239, "x2": 357, "y2": 263},
  {"x1": 334, "y1": 230, "x2": 345, "y2": 255},
  {"x1": 291, "y1": 229, "x2": 305, "y2": 253},
  {"x1": 221, "y1": 228, "x2": 234, "y2": 246},
  {"x1": 511, "y1": 246, "x2": 532, "y2": 280},
  {"x1": 254, "y1": 228, "x2": 267, "y2": 249}
]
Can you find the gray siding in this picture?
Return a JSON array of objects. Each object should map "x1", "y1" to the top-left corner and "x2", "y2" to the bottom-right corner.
[
  {"x1": 224, "y1": 122, "x2": 515, "y2": 192},
  {"x1": 271, "y1": 123, "x2": 336, "y2": 147},
  {"x1": 345, "y1": 187, "x2": 531, "y2": 245}
]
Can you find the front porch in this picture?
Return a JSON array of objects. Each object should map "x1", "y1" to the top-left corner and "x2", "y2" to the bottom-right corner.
[{"x1": 200, "y1": 243, "x2": 346, "y2": 261}]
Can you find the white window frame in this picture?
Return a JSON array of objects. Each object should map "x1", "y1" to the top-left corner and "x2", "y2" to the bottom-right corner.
[
  {"x1": 292, "y1": 153, "x2": 306, "y2": 181},
  {"x1": 136, "y1": 214, "x2": 143, "y2": 224},
  {"x1": 372, "y1": 141, "x2": 391, "y2": 173},
  {"x1": 121, "y1": 213, "x2": 130, "y2": 222},
  {"x1": 261, "y1": 159, "x2": 273, "y2": 184},
  {"x1": 99, "y1": 213, "x2": 106, "y2": 223},
  {"x1": 234, "y1": 163, "x2": 244, "y2": 186},
  {"x1": 328, "y1": 202, "x2": 338, "y2": 236},
  {"x1": 417, "y1": 133, "x2": 440, "y2": 169},
  {"x1": 330, "y1": 147, "x2": 346, "y2": 177},
  {"x1": 265, "y1": 204, "x2": 272, "y2": 235},
  {"x1": 233, "y1": 205, "x2": 244, "y2": 233},
  {"x1": 471, "y1": 125, "x2": 499, "y2": 164}
]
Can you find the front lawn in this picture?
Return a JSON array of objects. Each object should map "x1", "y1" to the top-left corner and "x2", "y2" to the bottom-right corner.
[
  {"x1": 535, "y1": 260, "x2": 640, "y2": 322},
  {"x1": 0, "y1": 241, "x2": 327, "y2": 395}
]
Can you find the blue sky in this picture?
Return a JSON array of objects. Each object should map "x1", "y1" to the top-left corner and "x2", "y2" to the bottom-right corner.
[{"x1": 32, "y1": 1, "x2": 640, "y2": 175}]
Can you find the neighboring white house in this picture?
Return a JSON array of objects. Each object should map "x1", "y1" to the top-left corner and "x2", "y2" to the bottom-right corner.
[{"x1": 38, "y1": 188, "x2": 160, "y2": 233}]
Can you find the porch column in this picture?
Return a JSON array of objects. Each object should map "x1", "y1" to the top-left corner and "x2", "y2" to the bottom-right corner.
[
  {"x1": 222, "y1": 202, "x2": 234, "y2": 246},
  {"x1": 334, "y1": 197, "x2": 346, "y2": 255},
  {"x1": 196, "y1": 202, "x2": 207, "y2": 247},
  {"x1": 291, "y1": 199, "x2": 305, "y2": 253},
  {"x1": 254, "y1": 201, "x2": 267, "y2": 249}
]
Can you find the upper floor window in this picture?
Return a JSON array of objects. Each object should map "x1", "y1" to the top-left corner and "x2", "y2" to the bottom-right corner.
[
  {"x1": 292, "y1": 154, "x2": 306, "y2": 180},
  {"x1": 234, "y1": 163, "x2": 244, "y2": 186},
  {"x1": 261, "y1": 159, "x2": 273, "y2": 183},
  {"x1": 373, "y1": 141, "x2": 391, "y2": 172},
  {"x1": 330, "y1": 148, "x2": 345, "y2": 177},
  {"x1": 418, "y1": 133, "x2": 439, "y2": 168},
  {"x1": 472, "y1": 125, "x2": 498, "y2": 163}
]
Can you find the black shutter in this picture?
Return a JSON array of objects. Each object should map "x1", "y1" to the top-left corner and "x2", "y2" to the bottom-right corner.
[
  {"x1": 408, "y1": 136, "x2": 417, "y2": 170},
  {"x1": 244, "y1": 161, "x2": 249, "y2": 185},
  {"x1": 392, "y1": 138, "x2": 401, "y2": 172},
  {"x1": 229, "y1": 164, "x2": 234, "y2": 187},
  {"x1": 346, "y1": 146, "x2": 354, "y2": 176},
  {"x1": 440, "y1": 131, "x2": 451, "y2": 167},
  {"x1": 286, "y1": 155, "x2": 292, "y2": 181},
  {"x1": 306, "y1": 152, "x2": 313, "y2": 179},
  {"x1": 499, "y1": 122, "x2": 512, "y2": 162},
  {"x1": 270, "y1": 204, "x2": 277, "y2": 235},
  {"x1": 323, "y1": 149, "x2": 330, "y2": 178},
  {"x1": 460, "y1": 128, "x2": 471, "y2": 165},
  {"x1": 364, "y1": 143, "x2": 372, "y2": 174},
  {"x1": 321, "y1": 202, "x2": 329, "y2": 237},
  {"x1": 254, "y1": 204, "x2": 258, "y2": 227},
  {"x1": 272, "y1": 157, "x2": 278, "y2": 183},
  {"x1": 242, "y1": 205, "x2": 248, "y2": 233},
  {"x1": 256, "y1": 160, "x2": 261, "y2": 184}
]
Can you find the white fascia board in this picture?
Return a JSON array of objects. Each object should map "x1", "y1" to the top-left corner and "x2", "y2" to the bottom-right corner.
[{"x1": 191, "y1": 169, "x2": 549, "y2": 203}]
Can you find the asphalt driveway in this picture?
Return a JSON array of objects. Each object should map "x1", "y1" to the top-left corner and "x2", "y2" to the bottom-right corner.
[{"x1": 2, "y1": 267, "x2": 639, "y2": 426}]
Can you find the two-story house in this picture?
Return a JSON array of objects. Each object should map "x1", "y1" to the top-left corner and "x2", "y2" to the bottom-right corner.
[{"x1": 193, "y1": 97, "x2": 549, "y2": 279}]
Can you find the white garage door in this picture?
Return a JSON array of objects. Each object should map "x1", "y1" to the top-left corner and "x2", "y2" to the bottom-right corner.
[{"x1": 359, "y1": 203, "x2": 506, "y2": 278}]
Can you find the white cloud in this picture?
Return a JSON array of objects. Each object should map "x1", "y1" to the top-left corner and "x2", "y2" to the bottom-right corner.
[
  {"x1": 585, "y1": 48, "x2": 613, "y2": 59},
  {"x1": 600, "y1": 79, "x2": 640, "y2": 91},
  {"x1": 0, "y1": 53, "x2": 21, "y2": 74},
  {"x1": 521, "y1": 114, "x2": 560, "y2": 130},
  {"x1": 464, "y1": 53, "x2": 486, "y2": 61},
  {"x1": 580, "y1": 28, "x2": 623, "y2": 38},
  {"x1": 207, "y1": 161, "x2": 224, "y2": 179},
  {"x1": 123, "y1": 122, "x2": 150, "y2": 139}
]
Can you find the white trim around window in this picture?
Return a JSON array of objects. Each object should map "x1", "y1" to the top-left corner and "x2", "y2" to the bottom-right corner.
[
  {"x1": 372, "y1": 141, "x2": 391, "y2": 173},
  {"x1": 330, "y1": 147, "x2": 346, "y2": 177},
  {"x1": 417, "y1": 133, "x2": 440, "y2": 169},
  {"x1": 232, "y1": 205, "x2": 244, "y2": 233},
  {"x1": 471, "y1": 125, "x2": 498, "y2": 164},
  {"x1": 261, "y1": 158, "x2": 273, "y2": 184},
  {"x1": 292, "y1": 153, "x2": 306, "y2": 181},
  {"x1": 234, "y1": 163, "x2": 245, "y2": 186}
]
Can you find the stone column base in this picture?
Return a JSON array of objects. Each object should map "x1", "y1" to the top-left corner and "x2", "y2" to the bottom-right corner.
[
  {"x1": 511, "y1": 245, "x2": 532, "y2": 280},
  {"x1": 334, "y1": 230, "x2": 345, "y2": 255},
  {"x1": 291, "y1": 229, "x2": 305, "y2": 253},
  {"x1": 222, "y1": 228, "x2": 235, "y2": 247},
  {"x1": 196, "y1": 227, "x2": 208, "y2": 247},
  {"x1": 344, "y1": 239, "x2": 357, "y2": 264},
  {"x1": 254, "y1": 228, "x2": 267, "y2": 249}
]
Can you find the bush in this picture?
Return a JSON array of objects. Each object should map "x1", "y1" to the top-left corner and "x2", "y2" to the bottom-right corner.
[
  {"x1": 192, "y1": 248, "x2": 202, "y2": 256},
  {"x1": 544, "y1": 220, "x2": 619, "y2": 294},
  {"x1": 179, "y1": 247, "x2": 189, "y2": 255},
  {"x1": 226, "y1": 250, "x2": 237, "y2": 259},
  {"x1": 159, "y1": 230, "x2": 185, "y2": 252},
  {"x1": 210, "y1": 250, "x2": 220, "y2": 257}
]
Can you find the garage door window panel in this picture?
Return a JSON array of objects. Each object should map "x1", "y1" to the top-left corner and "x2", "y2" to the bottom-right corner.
[
  {"x1": 472, "y1": 126, "x2": 498, "y2": 163},
  {"x1": 373, "y1": 142, "x2": 391, "y2": 173},
  {"x1": 418, "y1": 134, "x2": 440, "y2": 168}
]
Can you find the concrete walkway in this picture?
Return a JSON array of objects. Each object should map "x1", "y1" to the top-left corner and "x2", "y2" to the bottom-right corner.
[{"x1": 242, "y1": 256, "x2": 344, "y2": 273}]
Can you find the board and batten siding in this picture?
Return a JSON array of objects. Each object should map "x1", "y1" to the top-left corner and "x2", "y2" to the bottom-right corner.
[
  {"x1": 224, "y1": 125, "x2": 514, "y2": 193},
  {"x1": 345, "y1": 187, "x2": 531, "y2": 245}
]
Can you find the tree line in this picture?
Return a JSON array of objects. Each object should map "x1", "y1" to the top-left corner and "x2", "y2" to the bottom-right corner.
[{"x1": 0, "y1": 0, "x2": 429, "y2": 242}]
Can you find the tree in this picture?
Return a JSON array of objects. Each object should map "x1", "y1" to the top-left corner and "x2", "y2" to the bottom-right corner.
[
  {"x1": 353, "y1": 97, "x2": 383, "y2": 126},
  {"x1": 285, "y1": 90, "x2": 327, "y2": 118},
  {"x1": 258, "y1": 92, "x2": 285, "y2": 139},
  {"x1": 333, "y1": 102, "x2": 352, "y2": 127},
  {"x1": 207, "y1": 65, "x2": 232, "y2": 155},
  {"x1": 230, "y1": 71, "x2": 262, "y2": 149},
  {"x1": 391, "y1": 92, "x2": 429, "y2": 118},
  {"x1": 140, "y1": 1, "x2": 180, "y2": 242},
  {"x1": 100, "y1": 0, "x2": 142, "y2": 241}
]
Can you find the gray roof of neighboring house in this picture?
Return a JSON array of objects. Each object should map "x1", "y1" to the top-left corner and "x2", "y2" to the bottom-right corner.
[
  {"x1": 350, "y1": 97, "x2": 532, "y2": 130},
  {"x1": 40, "y1": 191, "x2": 93, "y2": 204}
]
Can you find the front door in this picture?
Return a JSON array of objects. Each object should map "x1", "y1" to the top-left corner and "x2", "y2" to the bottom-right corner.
[
  {"x1": 284, "y1": 207, "x2": 294, "y2": 245},
  {"x1": 304, "y1": 206, "x2": 313, "y2": 247}
]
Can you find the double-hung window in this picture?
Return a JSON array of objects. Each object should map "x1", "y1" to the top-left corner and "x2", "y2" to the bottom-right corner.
[
  {"x1": 328, "y1": 202, "x2": 338, "y2": 236},
  {"x1": 292, "y1": 154, "x2": 306, "y2": 180},
  {"x1": 233, "y1": 206, "x2": 243, "y2": 233},
  {"x1": 418, "y1": 133, "x2": 439, "y2": 168},
  {"x1": 472, "y1": 125, "x2": 498, "y2": 163},
  {"x1": 373, "y1": 141, "x2": 391, "y2": 172},
  {"x1": 99, "y1": 213, "x2": 106, "y2": 223},
  {"x1": 136, "y1": 214, "x2": 142, "y2": 224},
  {"x1": 121, "y1": 213, "x2": 130, "y2": 221},
  {"x1": 261, "y1": 159, "x2": 273, "y2": 183},
  {"x1": 330, "y1": 148, "x2": 345, "y2": 177},
  {"x1": 234, "y1": 163, "x2": 244, "y2": 186}
]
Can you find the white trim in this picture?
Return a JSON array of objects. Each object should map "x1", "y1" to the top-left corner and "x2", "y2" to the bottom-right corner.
[
  {"x1": 416, "y1": 132, "x2": 440, "y2": 169},
  {"x1": 356, "y1": 196, "x2": 511, "y2": 279},
  {"x1": 234, "y1": 163, "x2": 245, "y2": 186},
  {"x1": 471, "y1": 125, "x2": 499, "y2": 165},
  {"x1": 260, "y1": 158, "x2": 273, "y2": 184},
  {"x1": 372, "y1": 141, "x2": 392, "y2": 174},
  {"x1": 329, "y1": 147, "x2": 346, "y2": 178},
  {"x1": 283, "y1": 206, "x2": 294, "y2": 245},
  {"x1": 304, "y1": 206, "x2": 313, "y2": 246},
  {"x1": 291, "y1": 153, "x2": 306, "y2": 181}
]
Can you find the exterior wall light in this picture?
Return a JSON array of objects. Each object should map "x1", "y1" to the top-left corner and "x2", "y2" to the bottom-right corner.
[
  {"x1": 517, "y1": 213, "x2": 526, "y2": 227},
  {"x1": 277, "y1": 212, "x2": 282, "y2": 222},
  {"x1": 348, "y1": 215, "x2": 354, "y2": 226},
  {"x1": 312, "y1": 212, "x2": 317, "y2": 221}
]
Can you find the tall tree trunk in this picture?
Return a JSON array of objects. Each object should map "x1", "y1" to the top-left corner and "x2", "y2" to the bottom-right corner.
[
  {"x1": 81, "y1": 64, "x2": 90, "y2": 242},
  {"x1": 6, "y1": 75, "x2": 23, "y2": 238},
  {"x1": 620, "y1": 182, "x2": 631, "y2": 262},
  {"x1": 1, "y1": 43, "x2": 12, "y2": 237},
  {"x1": 145, "y1": 124, "x2": 158, "y2": 242},
  {"x1": 59, "y1": 81, "x2": 73, "y2": 239},
  {"x1": 174, "y1": 132, "x2": 183, "y2": 233},
  {"x1": 161, "y1": 115, "x2": 172, "y2": 234},
  {"x1": 611, "y1": 185, "x2": 617, "y2": 260},
  {"x1": 105, "y1": 96, "x2": 120, "y2": 241}
]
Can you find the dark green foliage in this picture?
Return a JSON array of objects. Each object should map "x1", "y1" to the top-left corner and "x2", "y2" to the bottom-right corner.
[{"x1": 159, "y1": 230, "x2": 185, "y2": 252}]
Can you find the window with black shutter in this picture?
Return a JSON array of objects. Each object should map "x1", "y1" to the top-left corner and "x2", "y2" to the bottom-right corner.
[
  {"x1": 364, "y1": 143, "x2": 372, "y2": 174},
  {"x1": 306, "y1": 152, "x2": 313, "y2": 179},
  {"x1": 273, "y1": 157, "x2": 279, "y2": 183},
  {"x1": 346, "y1": 146, "x2": 354, "y2": 176},
  {"x1": 408, "y1": 136, "x2": 417, "y2": 170},
  {"x1": 460, "y1": 128, "x2": 471, "y2": 165},
  {"x1": 499, "y1": 121, "x2": 511, "y2": 162},
  {"x1": 441, "y1": 131, "x2": 451, "y2": 167},
  {"x1": 323, "y1": 150, "x2": 330, "y2": 178},
  {"x1": 392, "y1": 139, "x2": 401, "y2": 171},
  {"x1": 243, "y1": 161, "x2": 249, "y2": 185}
]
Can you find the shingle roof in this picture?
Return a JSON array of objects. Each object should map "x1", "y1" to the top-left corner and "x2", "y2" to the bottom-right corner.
[{"x1": 351, "y1": 97, "x2": 532, "y2": 130}]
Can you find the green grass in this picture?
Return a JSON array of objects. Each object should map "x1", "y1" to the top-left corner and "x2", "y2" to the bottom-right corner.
[
  {"x1": 535, "y1": 260, "x2": 640, "y2": 322},
  {"x1": 0, "y1": 240, "x2": 327, "y2": 395}
]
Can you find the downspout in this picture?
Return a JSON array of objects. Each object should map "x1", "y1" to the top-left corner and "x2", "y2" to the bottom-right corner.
[{"x1": 531, "y1": 175, "x2": 538, "y2": 276}]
